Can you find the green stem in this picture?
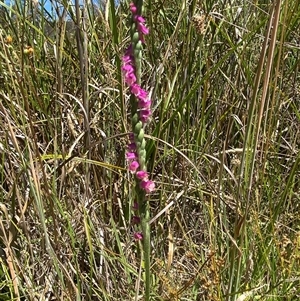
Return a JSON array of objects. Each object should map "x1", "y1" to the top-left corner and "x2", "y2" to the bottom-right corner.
[{"x1": 141, "y1": 200, "x2": 150, "y2": 301}]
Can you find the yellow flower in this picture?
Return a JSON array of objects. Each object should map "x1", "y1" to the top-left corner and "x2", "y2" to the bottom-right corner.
[
  {"x1": 5, "y1": 35, "x2": 12, "y2": 44},
  {"x1": 24, "y1": 46, "x2": 34, "y2": 54}
]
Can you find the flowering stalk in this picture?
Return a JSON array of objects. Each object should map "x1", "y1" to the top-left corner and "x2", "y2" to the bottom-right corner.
[{"x1": 122, "y1": 1, "x2": 154, "y2": 299}]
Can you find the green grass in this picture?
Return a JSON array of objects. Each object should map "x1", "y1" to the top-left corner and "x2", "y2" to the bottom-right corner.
[{"x1": 0, "y1": 0, "x2": 300, "y2": 300}]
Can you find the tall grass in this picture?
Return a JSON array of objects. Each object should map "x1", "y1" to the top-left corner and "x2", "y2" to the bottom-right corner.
[{"x1": 0, "y1": 0, "x2": 299, "y2": 300}]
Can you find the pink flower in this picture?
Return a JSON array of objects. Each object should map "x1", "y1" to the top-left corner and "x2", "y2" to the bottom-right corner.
[
  {"x1": 127, "y1": 142, "x2": 136, "y2": 151},
  {"x1": 138, "y1": 99, "x2": 151, "y2": 109},
  {"x1": 140, "y1": 109, "x2": 152, "y2": 122},
  {"x1": 135, "y1": 15, "x2": 145, "y2": 23},
  {"x1": 129, "y1": 133, "x2": 135, "y2": 141},
  {"x1": 135, "y1": 16, "x2": 149, "y2": 35},
  {"x1": 137, "y1": 89, "x2": 148, "y2": 101},
  {"x1": 130, "y1": 85, "x2": 149, "y2": 102},
  {"x1": 134, "y1": 232, "x2": 143, "y2": 240},
  {"x1": 122, "y1": 64, "x2": 134, "y2": 75},
  {"x1": 129, "y1": 160, "x2": 139, "y2": 172},
  {"x1": 137, "y1": 23, "x2": 149, "y2": 35},
  {"x1": 130, "y1": 83, "x2": 142, "y2": 96},
  {"x1": 132, "y1": 216, "x2": 141, "y2": 225},
  {"x1": 140, "y1": 179, "x2": 155, "y2": 193},
  {"x1": 125, "y1": 44, "x2": 133, "y2": 56},
  {"x1": 122, "y1": 55, "x2": 132, "y2": 64},
  {"x1": 136, "y1": 170, "x2": 148, "y2": 180},
  {"x1": 130, "y1": 2, "x2": 137, "y2": 14},
  {"x1": 125, "y1": 72, "x2": 137, "y2": 85},
  {"x1": 132, "y1": 202, "x2": 139, "y2": 210},
  {"x1": 126, "y1": 152, "x2": 137, "y2": 160}
]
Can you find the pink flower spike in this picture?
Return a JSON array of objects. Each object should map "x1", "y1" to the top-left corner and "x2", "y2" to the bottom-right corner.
[
  {"x1": 134, "y1": 232, "x2": 143, "y2": 240},
  {"x1": 129, "y1": 161, "x2": 139, "y2": 172},
  {"x1": 140, "y1": 180, "x2": 155, "y2": 193},
  {"x1": 126, "y1": 152, "x2": 137, "y2": 160},
  {"x1": 136, "y1": 170, "x2": 148, "y2": 180}
]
